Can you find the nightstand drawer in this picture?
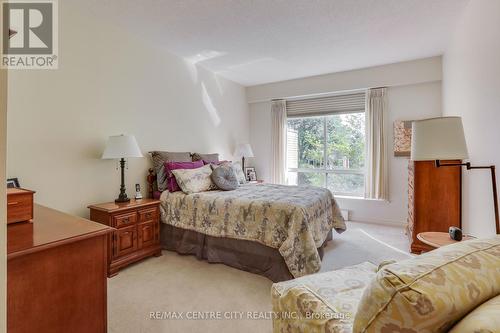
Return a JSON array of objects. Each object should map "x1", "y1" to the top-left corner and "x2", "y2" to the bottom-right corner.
[
  {"x1": 113, "y1": 212, "x2": 137, "y2": 228},
  {"x1": 138, "y1": 207, "x2": 158, "y2": 223}
]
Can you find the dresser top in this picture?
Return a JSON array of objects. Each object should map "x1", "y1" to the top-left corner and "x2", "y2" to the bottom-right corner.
[
  {"x1": 7, "y1": 188, "x2": 35, "y2": 195},
  {"x1": 8, "y1": 204, "x2": 113, "y2": 259},
  {"x1": 88, "y1": 198, "x2": 161, "y2": 213}
]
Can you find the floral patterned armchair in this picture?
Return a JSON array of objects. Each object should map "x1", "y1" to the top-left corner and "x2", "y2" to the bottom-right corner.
[{"x1": 272, "y1": 236, "x2": 500, "y2": 333}]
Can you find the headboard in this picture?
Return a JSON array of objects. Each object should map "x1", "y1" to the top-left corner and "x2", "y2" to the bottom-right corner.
[{"x1": 146, "y1": 168, "x2": 157, "y2": 199}]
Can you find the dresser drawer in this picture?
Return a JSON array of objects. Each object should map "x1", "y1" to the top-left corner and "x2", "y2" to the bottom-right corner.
[
  {"x1": 113, "y1": 211, "x2": 137, "y2": 228},
  {"x1": 7, "y1": 190, "x2": 34, "y2": 224},
  {"x1": 138, "y1": 207, "x2": 158, "y2": 223}
]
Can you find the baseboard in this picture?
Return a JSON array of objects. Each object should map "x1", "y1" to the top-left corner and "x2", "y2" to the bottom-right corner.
[{"x1": 348, "y1": 217, "x2": 407, "y2": 227}]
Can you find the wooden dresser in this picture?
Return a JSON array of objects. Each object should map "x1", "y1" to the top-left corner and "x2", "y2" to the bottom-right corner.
[
  {"x1": 407, "y1": 160, "x2": 462, "y2": 253},
  {"x1": 88, "y1": 199, "x2": 162, "y2": 277},
  {"x1": 7, "y1": 205, "x2": 113, "y2": 333}
]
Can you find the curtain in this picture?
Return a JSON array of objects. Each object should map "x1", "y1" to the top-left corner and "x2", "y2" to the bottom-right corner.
[
  {"x1": 365, "y1": 88, "x2": 388, "y2": 200},
  {"x1": 271, "y1": 100, "x2": 287, "y2": 184}
]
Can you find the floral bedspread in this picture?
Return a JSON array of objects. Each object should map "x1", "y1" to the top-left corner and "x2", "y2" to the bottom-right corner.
[{"x1": 159, "y1": 183, "x2": 346, "y2": 278}]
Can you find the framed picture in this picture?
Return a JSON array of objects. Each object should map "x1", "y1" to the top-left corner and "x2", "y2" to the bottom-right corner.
[
  {"x1": 7, "y1": 178, "x2": 20, "y2": 188},
  {"x1": 393, "y1": 120, "x2": 413, "y2": 157},
  {"x1": 248, "y1": 171, "x2": 257, "y2": 182},
  {"x1": 244, "y1": 167, "x2": 256, "y2": 181}
]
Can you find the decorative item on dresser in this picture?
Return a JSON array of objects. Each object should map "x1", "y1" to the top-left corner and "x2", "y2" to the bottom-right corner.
[
  {"x1": 8, "y1": 205, "x2": 113, "y2": 333},
  {"x1": 101, "y1": 134, "x2": 144, "y2": 203},
  {"x1": 6, "y1": 188, "x2": 35, "y2": 224},
  {"x1": 407, "y1": 160, "x2": 461, "y2": 253},
  {"x1": 6, "y1": 177, "x2": 20, "y2": 188},
  {"x1": 88, "y1": 198, "x2": 162, "y2": 277}
]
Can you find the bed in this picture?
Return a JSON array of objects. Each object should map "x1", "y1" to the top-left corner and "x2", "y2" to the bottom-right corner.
[{"x1": 150, "y1": 173, "x2": 346, "y2": 281}]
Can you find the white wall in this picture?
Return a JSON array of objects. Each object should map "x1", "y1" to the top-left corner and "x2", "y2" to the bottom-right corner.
[
  {"x1": 249, "y1": 58, "x2": 443, "y2": 225},
  {"x1": 247, "y1": 57, "x2": 442, "y2": 103},
  {"x1": 443, "y1": 0, "x2": 500, "y2": 237},
  {"x1": 7, "y1": 1, "x2": 249, "y2": 217}
]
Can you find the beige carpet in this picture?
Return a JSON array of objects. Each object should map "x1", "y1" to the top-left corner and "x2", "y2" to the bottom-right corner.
[{"x1": 108, "y1": 222, "x2": 412, "y2": 333}]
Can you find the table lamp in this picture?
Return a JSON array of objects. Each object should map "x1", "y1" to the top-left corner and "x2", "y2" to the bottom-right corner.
[
  {"x1": 234, "y1": 143, "x2": 254, "y2": 171},
  {"x1": 102, "y1": 135, "x2": 143, "y2": 203},
  {"x1": 411, "y1": 117, "x2": 499, "y2": 234}
]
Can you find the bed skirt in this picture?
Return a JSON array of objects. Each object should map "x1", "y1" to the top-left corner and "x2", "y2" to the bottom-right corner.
[{"x1": 160, "y1": 224, "x2": 332, "y2": 282}]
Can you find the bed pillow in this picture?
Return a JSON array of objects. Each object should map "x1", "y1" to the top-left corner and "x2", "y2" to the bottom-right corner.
[
  {"x1": 191, "y1": 153, "x2": 219, "y2": 163},
  {"x1": 231, "y1": 161, "x2": 247, "y2": 184},
  {"x1": 212, "y1": 161, "x2": 246, "y2": 184},
  {"x1": 211, "y1": 164, "x2": 239, "y2": 191},
  {"x1": 150, "y1": 151, "x2": 191, "y2": 191},
  {"x1": 172, "y1": 164, "x2": 216, "y2": 194},
  {"x1": 203, "y1": 160, "x2": 230, "y2": 166},
  {"x1": 165, "y1": 160, "x2": 204, "y2": 192}
]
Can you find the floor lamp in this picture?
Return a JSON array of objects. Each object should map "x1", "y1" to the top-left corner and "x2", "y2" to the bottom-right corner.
[{"x1": 411, "y1": 117, "x2": 499, "y2": 234}]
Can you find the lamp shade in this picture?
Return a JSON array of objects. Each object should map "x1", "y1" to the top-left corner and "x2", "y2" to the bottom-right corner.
[
  {"x1": 234, "y1": 143, "x2": 254, "y2": 158},
  {"x1": 411, "y1": 117, "x2": 469, "y2": 161},
  {"x1": 102, "y1": 135, "x2": 143, "y2": 159}
]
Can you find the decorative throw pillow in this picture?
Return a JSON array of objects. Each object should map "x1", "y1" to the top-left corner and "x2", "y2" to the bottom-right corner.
[
  {"x1": 353, "y1": 237, "x2": 500, "y2": 333},
  {"x1": 150, "y1": 151, "x2": 191, "y2": 191},
  {"x1": 211, "y1": 165, "x2": 239, "y2": 191},
  {"x1": 191, "y1": 153, "x2": 219, "y2": 163},
  {"x1": 171, "y1": 164, "x2": 216, "y2": 194},
  {"x1": 164, "y1": 160, "x2": 204, "y2": 192}
]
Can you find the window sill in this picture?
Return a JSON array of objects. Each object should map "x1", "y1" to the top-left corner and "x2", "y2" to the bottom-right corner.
[{"x1": 335, "y1": 195, "x2": 388, "y2": 202}]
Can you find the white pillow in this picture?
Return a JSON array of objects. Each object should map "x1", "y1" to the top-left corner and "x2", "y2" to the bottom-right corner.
[
  {"x1": 231, "y1": 162, "x2": 247, "y2": 184},
  {"x1": 171, "y1": 164, "x2": 216, "y2": 194}
]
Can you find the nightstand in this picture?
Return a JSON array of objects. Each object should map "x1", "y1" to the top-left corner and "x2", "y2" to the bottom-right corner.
[{"x1": 88, "y1": 199, "x2": 162, "y2": 277}]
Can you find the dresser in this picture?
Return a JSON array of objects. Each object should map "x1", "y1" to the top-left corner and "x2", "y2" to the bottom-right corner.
[
  {"x1": 407, "y1": 160, "x2": 462, "y2": 253},
  {"x1": 88, "y1": 199, "x2": 162, "y2": 277},
  {"x1": 7, "y1": 205, "x2": 113, "y2": 333}
]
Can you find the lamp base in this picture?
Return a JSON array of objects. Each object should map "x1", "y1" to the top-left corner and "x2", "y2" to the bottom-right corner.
[
  {"x1": 115, "y1": 157, "x2": 131, "y2": 203},
  {"x1": 115, "y1": 196, "x2": 130, "y2": 203}
]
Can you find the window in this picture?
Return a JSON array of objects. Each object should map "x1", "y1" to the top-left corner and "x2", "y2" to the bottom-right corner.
[{"x1": 286, "y1": 112, "x2": 366, "y2": 197}]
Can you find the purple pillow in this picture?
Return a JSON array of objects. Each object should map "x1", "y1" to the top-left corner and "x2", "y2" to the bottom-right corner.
[{"x1": 165, "y1": 161, "x2": 204, "y2": 192}]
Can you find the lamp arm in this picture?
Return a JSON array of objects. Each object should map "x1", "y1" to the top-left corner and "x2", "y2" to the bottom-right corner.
[{"x1": 435, "y1": 160, "x2": 499, "y2": 234}]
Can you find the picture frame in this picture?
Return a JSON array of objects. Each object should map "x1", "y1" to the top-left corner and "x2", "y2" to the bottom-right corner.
[
  {"x1": 244, "y1": 167, "x2": 256, "y2": 182},
  {"x1": 393, "y1": 120, "x2": 413, "y2": 157},
  {"x1": 7, "y1": 178, "x2": 20, "y2": 188},
  {"x1": 248, "y1": 171, "x2": 257, "y2": 182}
]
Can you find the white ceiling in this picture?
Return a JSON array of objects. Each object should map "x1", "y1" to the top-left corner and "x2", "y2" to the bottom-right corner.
[{"x1": 87, "y1": 0, "x2": 469, "y2": 86}]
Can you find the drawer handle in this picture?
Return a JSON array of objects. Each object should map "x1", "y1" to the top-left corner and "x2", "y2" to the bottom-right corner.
[
  {"x1": 146, "y1": 213, "x2": 152, "y2": 218},
  {"x1": 7, "y1": 202, "x2": 19, "y2": 206},
  {"x1": 123, "y1": 217, "x2": 130, "y2": 223}
]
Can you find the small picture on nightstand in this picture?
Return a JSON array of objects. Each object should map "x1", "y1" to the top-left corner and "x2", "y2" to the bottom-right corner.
[{"x1": 245, "y1": 167, "x2": 256, "y2": 182}]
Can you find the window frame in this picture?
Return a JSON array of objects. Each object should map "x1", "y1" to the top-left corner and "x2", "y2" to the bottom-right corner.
[{"x1": 286, "y1": 112, "x2": 366, "y2": 197}]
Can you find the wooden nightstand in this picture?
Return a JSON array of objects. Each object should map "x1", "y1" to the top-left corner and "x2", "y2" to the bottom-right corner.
[{"x1": 88, "y1": 199, "x2": 162, "y2": 277}]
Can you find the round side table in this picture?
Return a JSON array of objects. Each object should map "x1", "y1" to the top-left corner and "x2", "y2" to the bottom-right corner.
[{"x1": 417, "y1": 231, "x2": 475, "y2": 249}]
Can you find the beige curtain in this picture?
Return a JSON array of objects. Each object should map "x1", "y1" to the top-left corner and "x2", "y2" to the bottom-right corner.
[
  {"x1": 271, "y1": 100, "x2": 287, "y2": 184},
  {"x1": 365, "y1": 88, "x2": 388, "y2": 200}
]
